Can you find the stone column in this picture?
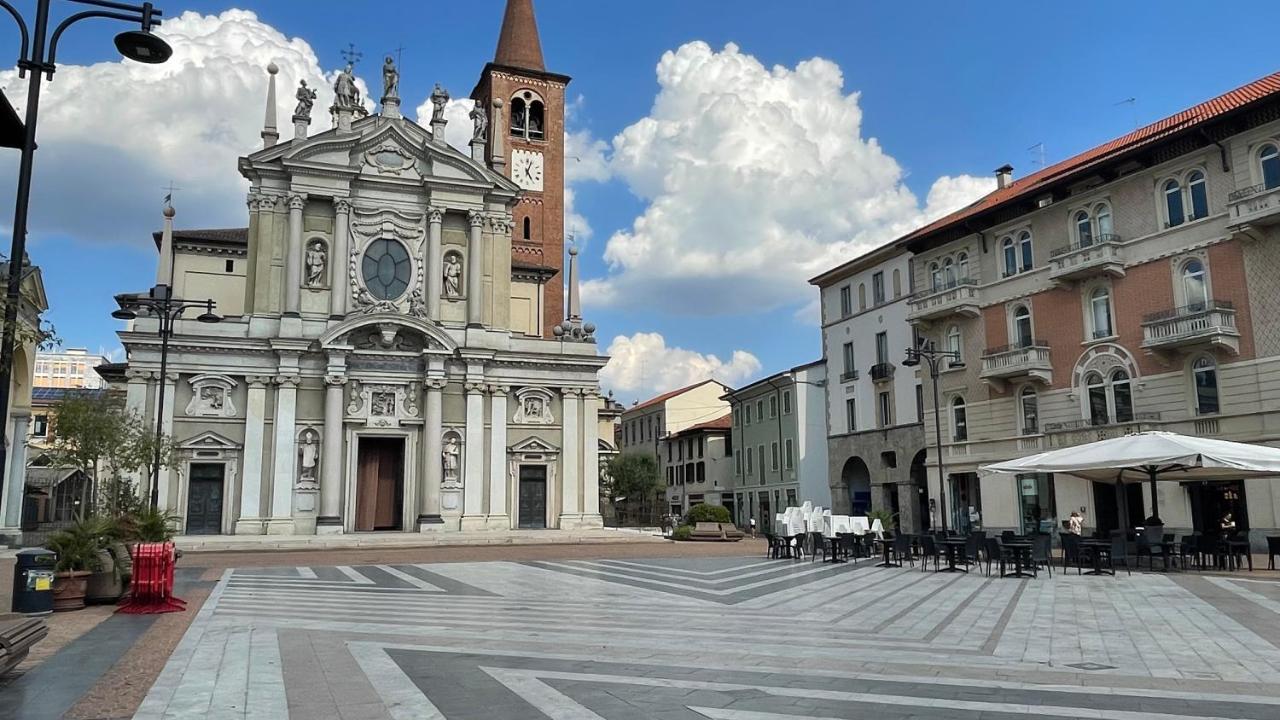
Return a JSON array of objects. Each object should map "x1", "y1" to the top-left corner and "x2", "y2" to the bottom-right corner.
[
  {"x1": 461, "y1": 381, "x2": 487, "y2": 529},
  {"x1": 318, "y1": 374, "x2": 346, "y2": 531},
  {"x1": 419, "y1": 378, "x2": 445, "y2": 530},
  {"x1": 267, "y1": 374, "x2": 299, "y2": 534},
  {"x1": 156, "y1": 372, "x2": 178, "y2": 512},
  {"x1": 331, "y1": 198, "x2": 351, "y2": 317},
  {"x1": 235, "y1": 376, "x2": 270, "y2": 535},
  {"x1": 581, "y1": 391, "x2": 603, "y2": 525},
  {"x1": 123, "y1": 369, "x2": 149, "y2": 488},
  {"x1": 426, "y1": 208, "x2": 443, "y2": 319},
  {"x1": 2, "y1": 413, "x2": 30, "y2": 530},
  {"x1": 285, "y1": 193, "x2": 305, "y2": 316},
  {"x1": 466, "y1": 211, "x2": 484, "y2": 327},
  {"x1": 487, "y1": 385, "x2": 510, "y2": 528},
  {"x1": 559, "y1": 388, "x2": 581, "y2": 526}
]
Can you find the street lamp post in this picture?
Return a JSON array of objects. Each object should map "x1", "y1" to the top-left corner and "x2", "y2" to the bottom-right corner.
[
  {"x1": 903, "y1": 338, "x2": 963, "y2": 534},
  {"x1": 112, "y1": 289, "x2": 220, "y2": 510},
  {"x1": 0, "y1": 0, "x2": 171, "y2": 521}
]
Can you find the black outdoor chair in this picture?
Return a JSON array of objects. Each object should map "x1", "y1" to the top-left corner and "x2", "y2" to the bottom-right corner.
[
  {"x1": 1001, "y1": 530, "x2": 1017, "y2": 544},
  {"x1": 1032, "y1": 534, "x2": 1053, "y2": 578},
  {"x1": 808, "y1": 531, "x2": 830, "y2": 563},
  {"x1": 1060, "y1": 533, "x2": 1083, "y2": 574},
  {"x1": 918, "y1": 535, "x2": 941, "y2": 572},
  {"x1": 1268, "y1": 536, "x2": 1280, "y2": 571},
  {"x1": 983, "y1": 537, "x2": 1006, "y2": 576},
  {"x1": 891, "y1": 534, "x2": 914, "y2": 568},
  {"x1": 963, "y1": 535, "x2": 982, "y2": 571},
  {"x1": 1137, "y1": 530, "x2": 1171, "y2": 571},
  {"x1": 1178, "y1": 534, "x2": 1203, "y2": 571},
  {"x1": 1108, "y1": 536, "x2": 1132, "y2": 576}
]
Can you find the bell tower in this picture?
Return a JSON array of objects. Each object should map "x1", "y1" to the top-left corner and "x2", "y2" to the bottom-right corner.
[{"x1": 472, "y1": 0, "x2": 569, "y2": 338}]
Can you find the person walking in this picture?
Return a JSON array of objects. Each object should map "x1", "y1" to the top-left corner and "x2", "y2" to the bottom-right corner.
[{"x1": 749, "y1": 517, "x2": 757, "y2": 538}]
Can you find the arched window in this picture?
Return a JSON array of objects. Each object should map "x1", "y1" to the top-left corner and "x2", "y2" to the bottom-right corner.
[
  {"x1": 1192, "y1": 356, "x2": 1219, "y2": 415},
  {"x1": 858, "y1": 283, "x2": 867, "y2": 311},
  {"x1": 956, "y1": 252, "x2": 969, "y2": 282},
  {"x1": 1019, "y1": 386, "x2": 1039, "y2": 435},
  {"x1": 509, "y1": 97, "x2": 528, "y2": 137},
  {"x1": 1090, "y1": 287, "x2": 1113, "y2": 339},
  {"x1": 1187, "y1": 170, "x2": 1208, "y2": 220},
  {"x1": 1018, "y1": 231, "x2": 1033, "y2": 271},
  {"x1": 1181, "y1": 259, "x2": 1208, "y2": 311},
  {"x1": 1075, "y1": 210, "x2": 1093, "y2": 247},
  {"x1": 522, "y1": 216, "x2": 531, "y2": 241},
  {"x1": 1095, "y1": 203, "x2": 1114, "y2": 238},
  {"x1": 528, "y1": 100, "x2": 545, "y2": 140},
  {"x1": 945, "y1": 324, "x2": 962, "y2": 367},
  {"x1": 1260, "y1": 143, "x2": 1280, "y2": 190},
  {"x1": 1086, "y1": 372, "x2": 1109, "y2": 426},
  {"x1": 929, "y1": 262, "x2": 941, "y2": 292},
  {"x1": 1002, "y1": 237, "x2": 1016, "y2": 277},
  {"x1": 1164, "y1": 179, "x2": 1184, "y2": 227},
  {"x1": 951, "y1": 396, "x2": 968, "y2": 442},
  {"x1": 1012, "y1": 305, "x2": 1033, "y2": 348},
  {"x1": 892, "y1": 268, "x2": 902, "y2": 298},
  {"x1": 942, "y1": 257, "x2": 955, "y2": 286},
  {"x1": 1111, "y1": 369, "x2": 1133, "y2": 423}
]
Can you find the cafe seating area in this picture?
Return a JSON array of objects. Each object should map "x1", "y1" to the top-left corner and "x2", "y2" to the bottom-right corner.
[{"x1": 760, "y1": 502, "x2": 1276, "y2": 580}]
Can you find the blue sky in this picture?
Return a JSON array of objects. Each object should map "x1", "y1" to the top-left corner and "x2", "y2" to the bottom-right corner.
[{"x1": 8, "y1": 0, "x2": 1280, "y2": 402}]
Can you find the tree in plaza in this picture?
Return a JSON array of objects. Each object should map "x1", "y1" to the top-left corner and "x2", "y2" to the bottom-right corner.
[
  {"x1": 605, "y1": 453, "x2": 663, "y2": 525},
  {"x1": 46, "y1": 394, "x2": 178, "y2": 515}
]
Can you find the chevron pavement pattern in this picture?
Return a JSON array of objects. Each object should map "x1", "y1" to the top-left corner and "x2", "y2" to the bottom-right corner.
[{"x1": 135, "y1": 555, "x2": 1280, "y2": 719}]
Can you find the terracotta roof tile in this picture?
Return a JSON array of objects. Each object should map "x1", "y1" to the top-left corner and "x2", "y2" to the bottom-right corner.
[
  {"x1": 899, "y1": 70, "x2": 1280, "y2": 247},
  {"x1": 629, "y1": 379, "x2": 721, "y2": 413}
]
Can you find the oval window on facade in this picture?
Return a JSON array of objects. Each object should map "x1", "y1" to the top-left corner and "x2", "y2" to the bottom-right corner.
[{"x1": 361, "y1": 238, "x2": 412, "y2": 300}]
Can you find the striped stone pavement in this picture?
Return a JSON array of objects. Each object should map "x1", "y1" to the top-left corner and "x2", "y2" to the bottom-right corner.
[{"x1": 135, "y1": 556, "x2": 1280, "y2": 719}]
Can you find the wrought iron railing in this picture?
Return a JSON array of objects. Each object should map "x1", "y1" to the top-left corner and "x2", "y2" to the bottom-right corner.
[
  {"x1": 1049, "y1": 233, "x2": 1122, "y2": 259},
  {"x1": 1228, "y1": 183, "x2": 1267, "y2": 203},
  {"x1": 869, "y1": 362, "x2": 895, "y2": 381},
  {"x1": 911, "y1": 276, "x2": 977, "y2": 300},
  {"x1": 1043, "y1": 412, "x2": 1161, "y2": 433},
  {"x1": 840, "y1": 370, "x2": 859, "y2": 383},
  {"x1": 1142, "y1": 299, "x2": 1233, "y2": 324},
  {"x1": 982, "y1": 339, "x2": 1049, "y2": 357}
]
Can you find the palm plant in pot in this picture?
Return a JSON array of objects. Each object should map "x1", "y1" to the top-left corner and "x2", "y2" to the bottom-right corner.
[{"x1": 45, "y1": 519, "x2": 104, "y2": 611}]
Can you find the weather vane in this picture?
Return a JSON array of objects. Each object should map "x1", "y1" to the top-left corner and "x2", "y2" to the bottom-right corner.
[{"x1": 162, "y1": 181, "x2": 181, "y2": 209}]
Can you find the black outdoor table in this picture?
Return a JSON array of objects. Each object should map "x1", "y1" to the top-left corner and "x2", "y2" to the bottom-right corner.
[
  {"x1": 939, "y1": 538, "x2": 968, "y2": 573},
  {"x1": 1002, "y1": 541, "x2": 1035, "y2": 578},
  {"x1": 1080, "y1": 539, "x2": 1113, "y2": 576},
  {"x1": 823, "y1": 534, "x2": 847, "y2": 563},
  {"x1": 874, "y1": 537, "x2": 898, "y2": 568}
]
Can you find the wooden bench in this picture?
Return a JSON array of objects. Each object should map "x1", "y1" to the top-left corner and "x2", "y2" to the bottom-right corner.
[
  {"x1": 0, "y1": 614, "x2": 48, "y2": 676},
  {"x1": 688, "y1": 522, "x2": 745, "y2": 542}
]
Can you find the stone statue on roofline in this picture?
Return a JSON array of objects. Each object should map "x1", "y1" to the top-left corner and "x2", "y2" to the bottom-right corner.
[
  {"x1": 294, "y1": 80, "x2": 317, "y2": 121},
  {"x1": 469, "y1": 103, "x2": 487, "y2": 142},
  {"x1": 430, "y1": 83, "x2": 450, "y2": 124},
  {"x1": 382, "y1": 55, "x2": 399, "y2": 100},
  {"x1": 333, "y1": 62, "x2": 360, "y2": 109}
]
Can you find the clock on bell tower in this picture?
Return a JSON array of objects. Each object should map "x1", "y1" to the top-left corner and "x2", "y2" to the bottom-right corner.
[{"x1": 472, "y1": 0, "x2": 569, "y2": 338}]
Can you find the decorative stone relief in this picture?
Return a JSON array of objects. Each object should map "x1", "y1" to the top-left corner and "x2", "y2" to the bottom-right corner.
[
  {"x1": 296, "y1": 428, "x2": 320, "y2": 490},
  {"x1": 185, "y1": 374, "x2": 238, "y2": 417},
  {"x1": 363, "y1": 143, "x2": 414, "y2": 176},
  {"x1": 347, "y1": 382, "x2": 414, "y2": 428},
  {"x1": 512, "y1": 387, "x2": 555, "y2": 425}
]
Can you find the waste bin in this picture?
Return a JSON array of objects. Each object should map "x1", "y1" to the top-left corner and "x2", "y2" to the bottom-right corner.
[{"x1": 11, "y1": 547, "x2": 56, "y2": 615}]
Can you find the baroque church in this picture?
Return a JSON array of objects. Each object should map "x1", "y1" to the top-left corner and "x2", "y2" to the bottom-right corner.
[{"x1": 116, "y1": 0, "x2": 606, "y2": 536}]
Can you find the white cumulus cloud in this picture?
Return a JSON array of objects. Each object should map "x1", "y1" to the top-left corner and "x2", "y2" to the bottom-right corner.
[
  {"x1": 600, "y1": 331, "x2": 761, "y2": 401},
  {"x1": 586, "y1": 41, "x2": 993, "y2": 315},
  {"x1": 0, "y1": 9, "x2": 373, "y2": 246}
]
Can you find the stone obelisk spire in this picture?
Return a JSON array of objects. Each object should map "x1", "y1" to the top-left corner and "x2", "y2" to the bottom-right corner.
[{"x1": 261, "y1": 62, "x2": 279, "y2": 148}]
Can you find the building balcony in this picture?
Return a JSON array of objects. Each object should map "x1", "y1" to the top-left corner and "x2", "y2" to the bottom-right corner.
[
  {"x1": 1227, "y1": 183, "x2": 1280, "y2": 230},
  {"x1": 979, "y1": 341, "x2": 1052, "y2": 391},
  {"x1": 1048, "y1": 234, "x2": 1125, "y2": 282},
  {"x1": 1141, "y1": 300, "x2": 1239, "y2": 358},
  {"x1": 869, "y1": 362, "x2": 895, "y2": 383},
  {"x1": 1043, "y1": 413, "x2": 1162, "y2": 448},
  {"x1": 906, "y1": 278, "x2": 980, "y2": 323},
  {"x1": 839, "y1": 369, "x2": 859, "y2": 383}
]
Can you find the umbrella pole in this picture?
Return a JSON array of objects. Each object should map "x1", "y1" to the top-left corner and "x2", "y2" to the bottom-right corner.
[
  {"x1": 1116, "y1": 474, "x2": 1127, "y2": 537},
  {"x1": 1147, "y1": 466, "x2": 1160, "y2": 525}
]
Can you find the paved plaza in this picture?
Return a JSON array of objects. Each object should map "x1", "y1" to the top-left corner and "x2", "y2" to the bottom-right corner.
[{"x1": 131, "y1": 555, "x2": 1280, "y2": 719}]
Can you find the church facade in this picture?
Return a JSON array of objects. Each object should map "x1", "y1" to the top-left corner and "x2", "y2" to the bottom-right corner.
[{"x1": 116, "y1": 0, "x2": 606, "y2": 536}]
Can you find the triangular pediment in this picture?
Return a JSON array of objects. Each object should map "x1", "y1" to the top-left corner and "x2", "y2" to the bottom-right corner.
[
  {"x1": 180, "y1": 431, "x2": 241, "y2": 451},
  {"x1": 509, "y1": 436, "x2": 559, "y2": 454}
]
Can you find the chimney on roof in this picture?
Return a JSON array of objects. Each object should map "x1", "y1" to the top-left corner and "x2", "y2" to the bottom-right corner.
[{"x1": 995, "y1": 164, "x2": 1013, "y2": 189}]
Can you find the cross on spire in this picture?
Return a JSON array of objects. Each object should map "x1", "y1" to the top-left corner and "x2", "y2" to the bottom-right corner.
[
  {"x1": 162, "y1": 181, "x2": 181, "y2": 209},
  {"x1": 388, "y1": 43, "x2": 406, "y2": 66},
  {"x1": 340, "y1": 42, "x2": 363, "y2": 66}
]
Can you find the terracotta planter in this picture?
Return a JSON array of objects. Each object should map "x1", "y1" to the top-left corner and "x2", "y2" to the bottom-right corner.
[
  {"x1": 86, "y1": 552, "x2": 124, "y2": 604},
  {"x1": 52, "y1": 570, "x2": 91, "y2": 612}
]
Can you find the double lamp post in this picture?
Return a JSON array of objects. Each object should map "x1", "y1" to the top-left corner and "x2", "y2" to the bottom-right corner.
[
  {"x1": 903, "y1": 338, "x2": 963, "y2": 534},
  {"x1": 0, "y1": 1, "x2": 185, "y2": 515}
]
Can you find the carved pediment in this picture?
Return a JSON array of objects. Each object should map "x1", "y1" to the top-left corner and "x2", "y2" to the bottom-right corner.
[
  {"x1": 509, "y1": 436, "x2": 559, "y2": 455},
  {"x1": 320, "y1": 314, "x2": 457, "y2": 354},
  {"x1": 180, "y1": 431, "x2": 241, "y2": 452}
]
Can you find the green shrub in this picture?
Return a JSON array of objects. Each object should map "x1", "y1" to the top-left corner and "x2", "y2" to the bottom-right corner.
[
  {"x1": 684, "y1": 504, "x2": 730, "y2": 525},
  {"x1": 866, "y1": 508, "x2": 897, "y2": 532},
  {"x1": 124, "y1": 506, "x2": 180, "y2": 543},
  {"x1": 672, "y1": 525, "x2": 693, "y2": 541},
  {"x1": 45, "y1": 518, "x2": 105, "y2": 573}
]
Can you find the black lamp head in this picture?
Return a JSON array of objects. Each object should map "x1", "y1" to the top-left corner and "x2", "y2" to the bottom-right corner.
[{"x1": 114, "y1": 30, "x2": 173, "y2": 64}]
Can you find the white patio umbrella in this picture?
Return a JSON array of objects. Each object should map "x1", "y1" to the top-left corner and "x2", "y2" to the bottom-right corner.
[{"x1": 980, "y1": 431, "x2": 1280, "y2": 525}]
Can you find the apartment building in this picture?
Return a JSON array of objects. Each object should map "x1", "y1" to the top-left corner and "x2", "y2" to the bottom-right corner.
[
  {"x1": 897, "y1": 71, "x2": 1280, "y2": 548},
  {"x1": 33, "y1": 348, "x2": 109, "y2": 389},
  {"x1": 724, "y1": 362, "x2": 828, "y2": 530},
  {"x1": 810, "y1": 246, "x2": 929, "y2": 532},
  {"x1": 660, "y1": 414, "x2": 733, "y2": 516}
]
